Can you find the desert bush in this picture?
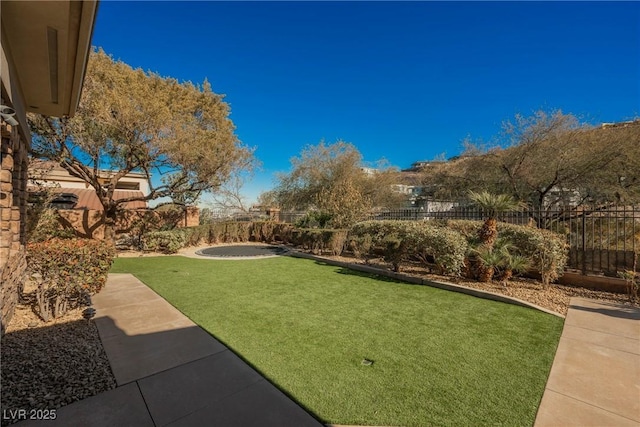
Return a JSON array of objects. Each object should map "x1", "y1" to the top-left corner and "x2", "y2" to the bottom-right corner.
[
  {"x1": 348, "y1": 233, "x2": 374, "y2": 263},
  {"x1": 618, "y1": 268, "x2": 638, "y2": 303},
  {"x1": 140, "y1": 221, "x2": 296, "y2": 252},
  {"x1": 138, "y1": 220, "x2": 341, "y2": 255},
  {"x1": 408, "y1": 222, "x2": 469, "y2": 275},
  {"x1": 272, "y1": 223, "x2": 296, "y2": 244},
  {"x1": 381, "y1": 233, "x2": 406, "y2": 272},
  {"x1": 438, "y1": 220, "x2": 482, "y2": 244},
  {"x1": 26, "y1": 207, "x2": 76, "y2": 243},
  {"x1": 250, "y1": 221, "x2": 280, "y2": 243},
  {"x1": 292, "y1": 229, "x2": 348, "y2": 255},
  {"x1": 294, "y1": 211, "x2": 333, "y2": 229},
  {"x1": 217, "y1": 222, "x2": 248, "y2": 242},
  {"x1": 327, "y1": 229, "x2": 349, "y2": 255},
  {"x1": 142, "y1": 230, "x2": 187, "y2": 254},
  {"x1": 349, "y1": 221, "x2": 468, "y2": 274},
  {"x1": 208, "y1": 222, "x2": 226, "y2": 243},
  {"x1": 27, "y1": 238, "x2": 115, "y2": 321},
  {"x1": 497, "y1": 223, "x2": 568, "y2": 286},
  {"x1": 183, "y1": 225, "x2": 209, "y2": 246}
]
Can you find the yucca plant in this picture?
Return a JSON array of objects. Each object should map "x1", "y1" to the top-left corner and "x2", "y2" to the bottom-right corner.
[{"x1": 468, "y1": 191, "x2": 523, "y2": 249}]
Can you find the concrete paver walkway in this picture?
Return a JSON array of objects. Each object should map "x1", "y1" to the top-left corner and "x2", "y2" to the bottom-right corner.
[
  {"x1": 18, "y1": 273, "x2": 322, "y2": 427},
  {"x1": 535, "y1": 297, "x2": 640, "y2": 426}
]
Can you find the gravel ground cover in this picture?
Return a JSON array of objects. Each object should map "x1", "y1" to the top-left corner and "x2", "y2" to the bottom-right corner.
[
  {"x1": 324, "y1": 254, "x2": 635, "y2": 316},
  {"x1": 0, "y1": 300, "x2": 116, "y2": 426}
]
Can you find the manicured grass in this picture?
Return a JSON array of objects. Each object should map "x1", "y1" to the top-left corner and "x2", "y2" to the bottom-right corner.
[{"x1": 111, "y1": 256, "x2": 563, "y2": 426}]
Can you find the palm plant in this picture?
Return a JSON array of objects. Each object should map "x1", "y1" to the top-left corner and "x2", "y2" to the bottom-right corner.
[
  {"x1": 472, "y1": 238, "x2": 531, "y2": 284},
  {"x1": 468, "y1": 191, "x2": 523, "y2": 249},
  {"x1": 498, "y1": 254, "x2": 531, "y2": 282},
  {"x1": 472, "y1": 245, "x2": 504, "y2": 282}
]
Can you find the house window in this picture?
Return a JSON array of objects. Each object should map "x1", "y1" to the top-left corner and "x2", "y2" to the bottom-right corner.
[{"x1": 115, "y1": 181, "x2": 140, "y2": 191}]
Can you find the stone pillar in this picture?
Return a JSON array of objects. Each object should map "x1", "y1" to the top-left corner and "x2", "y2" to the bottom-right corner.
[
  {"x1": 183, "y1": 206, "x2": 199, "y2": 228},
  {"x1": 266, "y1": 208, "x2": 281, "y2": 222}
]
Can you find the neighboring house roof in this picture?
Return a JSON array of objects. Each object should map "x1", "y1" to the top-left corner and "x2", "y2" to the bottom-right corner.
[{"x1": 30, "y1": 187, "x2": 147, "y2": 211}]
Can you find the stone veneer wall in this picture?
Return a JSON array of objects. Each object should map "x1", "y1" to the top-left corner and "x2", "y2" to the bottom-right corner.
[{"x1": 0, "y1": 123, "x2": 28, "y2": 336}]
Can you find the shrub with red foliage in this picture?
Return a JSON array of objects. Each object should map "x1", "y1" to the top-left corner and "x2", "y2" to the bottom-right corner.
[{"x1": 26, "y1": 238, "x2": 115, "y2": 321}]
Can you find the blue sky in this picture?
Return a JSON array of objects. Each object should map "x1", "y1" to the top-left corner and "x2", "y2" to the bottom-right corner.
[{"x1": 91, "y1": 1, "x2": 639, "y2": 205}]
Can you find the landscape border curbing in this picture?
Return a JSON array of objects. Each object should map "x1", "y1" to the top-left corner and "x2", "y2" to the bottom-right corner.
[{"x1": 287, "y1": 250, "x2": 565, "y2": 319}]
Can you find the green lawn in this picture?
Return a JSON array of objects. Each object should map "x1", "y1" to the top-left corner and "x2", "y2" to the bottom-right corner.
[{"x1": 111, "y1": 256, "x2": 563, "y2": 427}]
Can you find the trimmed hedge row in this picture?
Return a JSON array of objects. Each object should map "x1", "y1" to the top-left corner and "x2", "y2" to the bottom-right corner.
[
  {"x1": 142, "y1": 222, "x2": 297, "y2": 254},
  {"x1": 139, "y1": 218, "x2": 568, "y2": 285},
  {"x1": 143, "y1": 221, "x2": 352, "y2": 256},
  {"x1": 27, "y1": 238, "x2": 116, "y2": 321}
]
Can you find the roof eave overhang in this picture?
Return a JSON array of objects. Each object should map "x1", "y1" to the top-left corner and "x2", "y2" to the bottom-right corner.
[{"x1": 0, "y1": 1, "x2": 98, "y2": 119}]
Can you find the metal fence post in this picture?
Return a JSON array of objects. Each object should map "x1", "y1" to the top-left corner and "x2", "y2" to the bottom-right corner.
[{"x1": 582, "y1": 212, "x2": 587, "y2": 275}]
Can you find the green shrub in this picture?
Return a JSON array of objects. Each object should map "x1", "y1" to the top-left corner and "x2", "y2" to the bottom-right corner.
[
  {"x1": 204, "y1": 221, "x2": 253, "y2": 244},
  {"x1": 382, "y1": 233, "x2": 406, "y2": 272},
  {"x1": 182, "y1": 225, "x2": 209, "y2": 246},
  {"x1": 413, "y1": 223, "x2": 469, "y2": 275},
  {"x1": 348, "y1": 233, "x2": 374, "y2": 263},
  {"x1": 27, "y1": 238, "x2": 116, "y2": 321},
  {"x1": 498, "y1": 224, "x2": 568, "y2": 286},
  {"x1": 349, "y1": 221, "x2": 469, "y2": 274},
  {"x1": 292, "y1": 229, "x2": 348, "y2": 255},
  {"x1": 470, "y1": 239, "x2": 531, "y2": 283},
  {"x1": 250, "y1": 221, "x2": 290, "y2": 243},
  {"x1": 208, "y1": 222, "x2": 226, "y2": 243},
  {"x1": 294, "y1": 211, "x2": 334, "y2": 229},
  {"x1": 272, "y1": 223, "x2": 296, "y2": 244},
  {"x1": 27, "y1": 208, "x2": 76, "y2": 243},
  {"x1": 142, "y1": 230, "x2": 187, "y2": 254}
]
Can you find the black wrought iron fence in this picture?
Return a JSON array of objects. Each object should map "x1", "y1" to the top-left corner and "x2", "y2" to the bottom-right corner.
[{"x1": 203, "y1": 209, "x2": 267, "y2": 223}]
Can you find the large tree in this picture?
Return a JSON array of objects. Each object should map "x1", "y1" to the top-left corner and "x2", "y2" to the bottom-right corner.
[
  {"x1": 270, "y1": 140, "x2": 404, "y2": 227},
  {"x1": 29, "y1": 49, "x2": 253, "y2": 241},
  {"x1": 420, "y1": 110, "x2": 640, "y2": 208}
]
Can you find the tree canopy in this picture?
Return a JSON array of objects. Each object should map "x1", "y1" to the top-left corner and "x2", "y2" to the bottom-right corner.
[
  {"x1": 420, "y1": 110, "x2": 640, "y2": 207},
  {"x1": 29, "y1": 49, "x2": 254, "y2": 240},
  {"x1": 267, "y1": 140, "x2": 405, "y2": 227}
]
